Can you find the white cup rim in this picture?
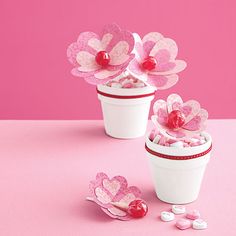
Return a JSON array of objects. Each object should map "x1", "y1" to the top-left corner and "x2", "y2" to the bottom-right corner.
[
  {"x1": 145, "y1": 131, "x2": 212, "y2": 159},
  {"x1": 97, "y1": 84, "x2": 156, "y2": 97}
]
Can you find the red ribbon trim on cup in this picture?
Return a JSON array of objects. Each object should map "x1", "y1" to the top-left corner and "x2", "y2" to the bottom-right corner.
[
  {"x1": 145, "y1": 143, "x2": 212, "y2": 160},
  {"x1": 96, "y1": 88, "x2": 155, "y2": 99}
]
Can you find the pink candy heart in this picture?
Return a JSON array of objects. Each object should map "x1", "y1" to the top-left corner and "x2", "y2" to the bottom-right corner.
[
  {"x1": 176, "y1": 219, "x2": 191, "y2": 230},
  {"x1": 186, "y1": 210, "x2": 200, "y2": 220}
]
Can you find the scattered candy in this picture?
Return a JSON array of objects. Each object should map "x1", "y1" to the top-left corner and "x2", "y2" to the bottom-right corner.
[
  {"x1": 192, "y1": 219, "x2": 208, "y2": 230},
  {"x1": 149, "y1": 129, "x2": 207, "y2": 148},
  {"x1": 127, "y1": 199, "x2": 148, "y2": 218},
  {"x1": 172, "y1": 205, "x2": 186, "y2": 214},
  {"x1": 176, "y1": 219, "x2": 191, "y2": 230},
  {"x1": 186, "y1": 210, "x2": 200, "y2": 220},
  {"x1": 106, "y1": 75, "x2": 146, "y2": 89},
  {"x1": 161, "y1": 211, "x2": 175, "y2": 222}
]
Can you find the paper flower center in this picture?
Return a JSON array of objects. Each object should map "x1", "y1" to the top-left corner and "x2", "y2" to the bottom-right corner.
[
  {"x1": 142, "y1": 56, "x2": 157, "y2": 71},
  {"x1": 127, "y1": 200, "x2": 148, "y2": 218},
  {"x1": 95, "y1": 51, "x2": 110, "y2": 67},
  {"x1": 167, "y1": 110, "x2": 185, "y2": 129}
]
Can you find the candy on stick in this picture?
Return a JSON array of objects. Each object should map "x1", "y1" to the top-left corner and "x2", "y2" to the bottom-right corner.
[{"x1": 87, "y1": 172, "x2": 148, "y2": 220}]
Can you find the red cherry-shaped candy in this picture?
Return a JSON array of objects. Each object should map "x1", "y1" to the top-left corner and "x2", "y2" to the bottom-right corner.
[
  {"x1": 127, "y1": 199, "x2": 148, "y2": 218},
  {"x1": 95, "y1": 51, "x2": 110, "y2": 67},
  {"x1": 168, "y1": 110, "x2": 186, "y2": 129},
  {"x1": 142, "y1": 56, "x2": 157, "y2": 70}
]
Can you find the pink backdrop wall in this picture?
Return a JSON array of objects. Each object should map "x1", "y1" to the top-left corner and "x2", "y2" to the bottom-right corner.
[{"x1": 0, "y1": 0, "x2": 235, "y2": 119}]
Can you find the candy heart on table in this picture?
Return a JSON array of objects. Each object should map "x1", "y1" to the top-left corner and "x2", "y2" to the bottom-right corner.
[
  {"x1": 161, "y1": 211, "x2": 175, "y2": 222},
  {"x1": 192, "y1": 219, "x2": 208, "y2": 230},
  {"x1": 172, "y1": 205, "x2": 186, "y2": 214},
  {"x1": 176, "y1": 219, "x2": 192, "y2": 230},
  {"x1": 88, "y1": 172, "x2": 147, "y2": 220},
  {"x1": 186, "y1": 210, "x2": 200, "y2": 220}
]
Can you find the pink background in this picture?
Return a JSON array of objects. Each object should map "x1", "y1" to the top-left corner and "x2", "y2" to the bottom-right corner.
[{"x1": 0, "y1": 0, "x2": 236, "y2": 119}]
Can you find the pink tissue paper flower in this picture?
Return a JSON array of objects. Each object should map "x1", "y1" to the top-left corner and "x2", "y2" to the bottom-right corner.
[
  {"x1": 128, "y1": 32, "x2": 187, "y2": 89},
  {"x1": 88, "y1": 172, "x2": 141, "y2": 220},
  {"x1": 67, "y1": 23, "x2": 135, "y2": 85},
  {"x1": 151, "y1": 94, "x2": 208, "y2": 139}
]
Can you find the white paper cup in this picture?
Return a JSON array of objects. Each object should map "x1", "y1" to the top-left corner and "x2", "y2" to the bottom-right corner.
[
  {"x1": 145, "y1": 132, "x2": 212, "y2": 204},
  {"x1": 97, "y1": 84, "x2": 156, "y2": 139}
]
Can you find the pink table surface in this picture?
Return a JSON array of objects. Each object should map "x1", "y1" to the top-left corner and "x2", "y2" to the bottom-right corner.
[{"x1": 0, "y1": 120, "x2": 235, "y2": 235}]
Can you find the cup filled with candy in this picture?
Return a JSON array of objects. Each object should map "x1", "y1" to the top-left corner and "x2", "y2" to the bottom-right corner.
[
  {"x1": 145, "y1": 94, "x2": 212, "y2": 204},
  {"x1": 67, "y1": 23, "x2": 186, "y2": 139}
]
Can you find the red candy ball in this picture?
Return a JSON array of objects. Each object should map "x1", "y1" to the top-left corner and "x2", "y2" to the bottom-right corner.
[
  {"x1": 167, "y1": 110, "x2": 185, "y2": 129},
  {"x1": 127, "y1": 199, "x2": 148, "y2": 218},
  {"x1": 95, "y1": 51, "x2": 110, "y2": 67},
  {"x1": 142, "y1": 56, "x2": 157, "y2": 70}
]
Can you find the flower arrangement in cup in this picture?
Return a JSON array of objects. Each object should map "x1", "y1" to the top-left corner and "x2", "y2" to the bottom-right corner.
[
  {"x1": 149, "y1": 94, "x2": 209, "y2": 148},
  {"x1": 67, "y1": 23, "x2": 186, "y2": 90}
]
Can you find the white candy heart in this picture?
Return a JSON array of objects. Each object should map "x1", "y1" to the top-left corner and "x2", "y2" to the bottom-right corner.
[
  {"x1": 153, "y1": 135, "x2": 161, "y2": 144},
  {"x1": 161, "y1": 211, "x2": 175, "y2": 222},
  {"x1": 190, "y1": 138, "x2": 199, "y2": 143},
  {"x1": 192, "y1": 219, "x2": 207, "y2": 230},
  {"x1": 170, "y1": 141, "x2": 184, "y2": 148},
  {"x1": 172, "y1": 205, "x2": 186, "y2": 214}
]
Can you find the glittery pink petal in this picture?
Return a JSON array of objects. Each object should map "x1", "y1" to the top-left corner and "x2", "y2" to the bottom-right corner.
[
  {"x1": 182, "y1": 109, "x2": 208, "y2": 131},
  {"x1": 147, "y1": 74, "x2": 179, "y2": 90},
  {"x1": 153, "y1": 60, "x2": 186, "y2": 75},
  {"x1": 164, "y1": 60, "x2": 187, "y2": 74},
  {"x1": 154, "y1": 49, "x2": 171, "y2": 63},
  {"x1": 101, "y1": 208, "x2": 130, "y2": 220},
  {"x1": 113, "y1": 186, "x2": 141, "y2": 204},
  {"x1": 153, "y1": 100, "x2": 168, "y2": 126},
  {"x1": 94, "y1": 187, "x2": 113, "y2": 204},
  {"x1": 143, "y1": 41, "x2": 156, "y2": 57},
  {"x1": 157, "y1": 108, "x2": 168, "y2": 126},
  {"x1": 84, "y1": 70, "x2": 123, "y2": 85},
  {"x1": 101, "y1": 33, "x2": 113, "y2": 50},
  {"x1": 167, "y1": 94, "x2": 183, "y2": 113},
  {"x1": 153, "y1": 99, "x2": 167, "y2": 114},
  {"x1": 87, "y1": 38, "x2": 103, "y2": 52},
  {"x1": 76, "y1": 51, "x2": 99, "y2": 71},
  {"x1": 135, "y1": 42, "x2": 146, "y2": 61},
  {"x1": 67, "y1": 32, "x2": 100, "y2": 66},
  {"x1": 157, "y1": 62, "x2": 176, "y2": 72},
  {"x1": 89, "y1": 173, "x2": 129, "y2": 209},
  {"x1": 150, "y1": 38, "x2": 178, "y2": 60},
  {"x1": 142, "y1": 32, "x2": 164, "y2": 43},
  {"x1": 109, "y1": 41, "x2": 130, "y2": 65},
  {"x1": 128, "y1": 58, "x2": 144, "y2": 76},
  {"x1": 103, "y1": 186, "x2": 141, "y2": 220},
  {"x1": 181, "y1": 100, "x2": 201, "y2": 123},
  {"x1": 71, "y1": 68, "x2": 99, "y2": 77},
  {"x1": 102, "y1": 23, "x2": 134, "y2": 54},
  {"x1": 67, "y1": 42, "x2": 81, "y2": 66},
  {"x1": 94, "y1": 69, "x2": 122, "y2": 80},
  {"x1": 109, "y1": 57, "x2": 135, "y2": 71}
]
